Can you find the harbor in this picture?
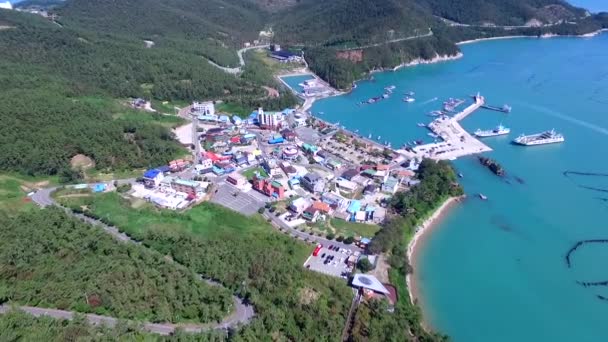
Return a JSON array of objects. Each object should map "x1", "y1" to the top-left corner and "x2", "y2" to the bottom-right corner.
[{"x1": 398, "y1": 93, "x2": 492, "y2": 160}]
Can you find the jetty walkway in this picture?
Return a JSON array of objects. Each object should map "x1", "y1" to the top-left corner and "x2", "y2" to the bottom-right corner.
[{"x1": 399, "y1": 94, "x2": 492, "y2": 160}]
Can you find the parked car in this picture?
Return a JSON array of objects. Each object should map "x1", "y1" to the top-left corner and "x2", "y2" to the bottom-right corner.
[{"x1": 321, "y1": 253, "x2": 326, "y2": 258}]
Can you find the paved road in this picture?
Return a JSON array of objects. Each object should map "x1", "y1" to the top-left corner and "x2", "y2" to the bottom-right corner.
[
  {"x1": 207, "y1": 44, "x2": 270, "y2": 74},
  {"x1": 264, "y1": 211, "x2": 362, "y2": 253},
  {"x1": 338, "y1": 29, "x2": 433, "y2": 51},
  {"x1": 24, "y1": 186, "x2": 255, "y2": 335}
]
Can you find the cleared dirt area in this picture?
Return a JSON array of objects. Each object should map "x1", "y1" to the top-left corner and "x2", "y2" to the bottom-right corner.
[{"x1": 70, "y1": 154, "x2": 95, "y2": 170}]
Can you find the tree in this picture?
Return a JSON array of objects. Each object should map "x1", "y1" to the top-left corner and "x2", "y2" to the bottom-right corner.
[{"x1": 357, "y1": 258, "x2": 373, "y2": 272}]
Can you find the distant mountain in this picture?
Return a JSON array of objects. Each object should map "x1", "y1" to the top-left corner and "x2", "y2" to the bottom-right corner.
[{"x1": 416, "y1": 0, "x2": 588, "y2": 26}]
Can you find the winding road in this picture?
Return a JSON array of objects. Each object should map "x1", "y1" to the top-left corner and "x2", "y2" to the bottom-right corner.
[
  {"x1": 207, "y1": 44, "x2": 270, "y2": 74},
  {"x1": 9, "y1": 185, "x2": 256, "y2": 335},
  {"x1": 337, "y1": 29, "x2": 433, "y2": 51}
]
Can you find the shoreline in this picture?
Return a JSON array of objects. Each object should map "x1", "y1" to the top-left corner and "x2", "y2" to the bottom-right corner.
[
  {"x1": 406, "y1": 196, "x2": 464, "y2": 306},
  {"x1": 457, "y1": 28, "x2": 608, "y2": 45}
]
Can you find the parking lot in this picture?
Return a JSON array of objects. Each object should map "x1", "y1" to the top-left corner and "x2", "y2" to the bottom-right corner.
[
  {"x1": 303, "y1": 246, "x2": 355, "y2": 279},
  {"x1": 211, "y1": 183, "x2": 263, "y2": 215}
]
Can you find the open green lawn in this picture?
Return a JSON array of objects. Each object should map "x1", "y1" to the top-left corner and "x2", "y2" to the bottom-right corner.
[
  {"x1": 241, "y1": 167, "x2": 268, "y2": 180},
  {"x1": 0, "y1": 174, "x2": 58, "y2": 212},
  {"x1": 216, "y1": 102, "x2": 251, "y2": 117},
  {"x1": 60, "y1": 192, "x2": 295, "y2": 242},
  {"x1": 150, "y1": 99, "x2": 190, "y2": 114},
  {"x1": 330, "y1": 218, "x2": 380, "y2": 238}
]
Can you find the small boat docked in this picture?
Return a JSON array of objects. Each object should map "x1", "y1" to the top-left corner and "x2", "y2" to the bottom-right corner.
[{"x1": 479, "y1": 193, "x2": 488, "y2": 200}]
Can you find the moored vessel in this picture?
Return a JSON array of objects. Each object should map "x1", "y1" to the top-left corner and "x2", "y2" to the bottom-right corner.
[
  {"x1": 474, "y1": 124, "x2": 510, "y2": 137},
  {"x1": 513, "y1": 129, "x2": 564, "y2": 146}
]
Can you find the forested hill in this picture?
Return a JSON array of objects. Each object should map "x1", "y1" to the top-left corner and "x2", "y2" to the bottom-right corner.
[
  {"x1": 0, "y1": 9, "x2": 294, "y2": 177},
  {"x1": 417, "y1": 0, "x2": 588, "y2": 26},
  {"x1": 59, "y1": 0, "x2": 263, "y2": 47},
  {"x1": 271, "y1": 0, "x2": 434, "y2": 46}
]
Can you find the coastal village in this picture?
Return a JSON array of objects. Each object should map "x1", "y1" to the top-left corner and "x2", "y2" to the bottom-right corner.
[{"x1": 55, "y1": 42, "x2": 541, "y2": 321}]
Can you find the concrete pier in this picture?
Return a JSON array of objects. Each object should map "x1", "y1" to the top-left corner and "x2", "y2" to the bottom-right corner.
[{"x1": 404, "y1": 94, "x2": 492, "y2": 160}]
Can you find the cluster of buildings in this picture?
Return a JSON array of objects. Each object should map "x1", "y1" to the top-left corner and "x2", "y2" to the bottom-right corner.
[
  {"x1": 269, "y1": 44, "x2": 304, "y2": 63},
  {"x1": 131, "y1": 161, "x2": 207, "y2": 210}
]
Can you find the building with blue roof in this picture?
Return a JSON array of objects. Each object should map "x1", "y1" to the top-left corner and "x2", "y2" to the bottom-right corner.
[
  {"x1": 232, "y1": 116, "x2": 243, "y2": 125},
  {"x1": 93, "y1": 183, "x2": 106, "y2": 193},
  {"x1": 143, "y1": 169, "x2": 164, "y2": 188},
  {"x1": 347, "y1": 200, "x2": 361, "y2": 213},
  {"x1": 156, "y1": 165, "x2": 171, "y2": 174},
  {"x1": 270, "y1": 50, "x2": 303, "y2": 63}
]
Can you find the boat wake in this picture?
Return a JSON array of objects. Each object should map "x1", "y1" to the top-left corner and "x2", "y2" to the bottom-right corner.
[
  {"x1": 516, "y1": 102, "x2": 608, "y2": 137},
  {"x1": 421, "y1": 97, "x2": 438, "y2": 105}
]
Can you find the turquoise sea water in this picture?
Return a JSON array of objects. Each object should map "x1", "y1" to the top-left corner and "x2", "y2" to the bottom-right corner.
[
  {"x1": 308, "y1": 34, "x2": 608, "y2": 342},
  {"x1": 280, "y1": 74, "x2": 316, "y2": 93}
]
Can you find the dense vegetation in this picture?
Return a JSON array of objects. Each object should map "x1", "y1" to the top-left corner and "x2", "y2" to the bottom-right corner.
[
  {"x1": 273, "y1": 0, "x2": 432, "y2": 46},
  {"x1": 59, "y1": 0, "x2": 263, "y2": 53},
  {"x1": 0, "y1": 310, "x2": 232, "y2": 341},
  {"x1": 306, "y1": 35, "x2": 459, "y2": 89},
  {"x1": 59, "y1": 194, "x2": 353, "y2": 340},
  {"x1": 0, "y1": 10, "x2": 296, "y2": 176},
  {"x1": 417, "y1": 0, "x2": 586, "y2": 26},
  {"x1": 0, "y1": 209, "x2": 233, "y2": 324},
  {"x1": 347, "y1": 159, "x2": 462, "y2": 342}
]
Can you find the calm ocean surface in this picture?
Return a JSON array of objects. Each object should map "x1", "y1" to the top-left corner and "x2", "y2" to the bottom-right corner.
[{"x1": 291, "y1": 33, "x2": 608, "y2": 341}]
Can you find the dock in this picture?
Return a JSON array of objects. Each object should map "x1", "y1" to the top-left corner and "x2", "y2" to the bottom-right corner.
[
  {"x1": 398, "y1": 94, "x2": 492, "y2": 160},
  {"x1": 481, "y1": 104, "x2": 511, "y2": 113}
]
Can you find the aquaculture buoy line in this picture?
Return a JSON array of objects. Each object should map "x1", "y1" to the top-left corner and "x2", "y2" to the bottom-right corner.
[
  {"x1": 565, "y1": 239, "x2": 608, "y2": 268},
  {"x1": 563, "y1": 171, "x2": 608, "y2": 193},
  {"x1": 565, "y1": 239, "x2": 608, "y2": 304}
]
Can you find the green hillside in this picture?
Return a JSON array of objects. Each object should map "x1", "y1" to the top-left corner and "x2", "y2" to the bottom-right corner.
[
  {"x1": 417, "y1": 0, "x2": 587, "y2": 26},
  {"x1": 272, "y1": 0, "x2": 434, "y2": 47}
]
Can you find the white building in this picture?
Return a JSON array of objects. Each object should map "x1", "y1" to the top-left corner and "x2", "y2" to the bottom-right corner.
[
  {"x1": 0, "y1": 1, "x2": 12, "y2": 10},
  {"x1": 257, "y1": 107, "x2": 281, "y2": 129},
  {"x1": 192, "y1": 101, "x2": 215, "y2": 116}
]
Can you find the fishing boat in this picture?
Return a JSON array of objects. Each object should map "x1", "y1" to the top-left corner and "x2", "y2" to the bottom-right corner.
[
  {"x1": 405, "y1": 91, "x2": 415, "y2": 96},
  {"x1": 479, "y1": 193, "x2": 488, "y2": 200},
  {"x1": 458, "y1": 173, "x2": 464, "y2": 178},
  {"x1": 385, "y1": 85, "x2": 396, "y2": 92},
  {"x1": 377, "y1": 135, "x2": 381, "y2": 141},
  {"x1": 368, "y1": 133, "x2": 372, "y2": 139},
  {"x1": 417, "y1": 123, "x2": 426, "y2": 127},
  {"x1": 403, "y1": 96, "x2": 415, "y2": 103}
]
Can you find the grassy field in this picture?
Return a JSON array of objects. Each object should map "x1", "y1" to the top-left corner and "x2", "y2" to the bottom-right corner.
[
  {"x1": 216, "y1": 102, "x2": 251, "y2": 117},
  {"x1": 60, "y1": 192, "x2": 299, "y2": 243},
  {"x1": 151, "y1": 99, "x2": 190, "y2": 114},
  {"x1": 330, "y1": 218, "x2": 380, "y2": 238},
  {"x1": 0, "y1": 174, "x2": 57, "y2": 212},
  {"x1": 241, "y1": 167, "x2": 268, "y2": 180}
]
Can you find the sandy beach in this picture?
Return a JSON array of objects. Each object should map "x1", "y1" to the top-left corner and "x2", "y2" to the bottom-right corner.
[{"x1": 406, "y1": 196, "x2": 464, "y2": 305}]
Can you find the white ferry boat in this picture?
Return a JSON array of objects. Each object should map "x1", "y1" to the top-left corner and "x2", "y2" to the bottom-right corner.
[
  {"x1": 474, "y1": 124, "x2": 510, "y2": 138},
  {"x1": 513, "y1": 129, "x2": 564, "y2": 146}
]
